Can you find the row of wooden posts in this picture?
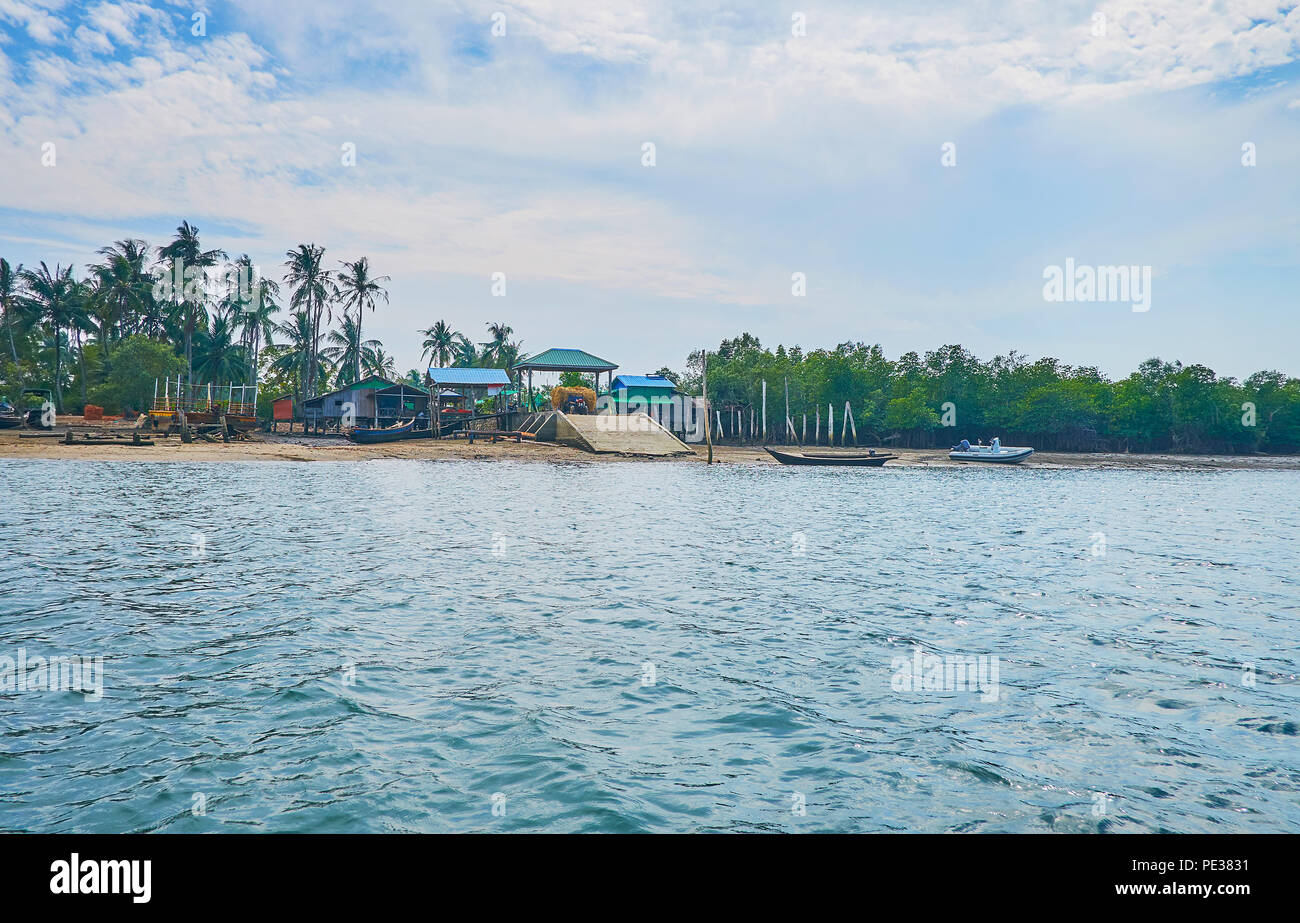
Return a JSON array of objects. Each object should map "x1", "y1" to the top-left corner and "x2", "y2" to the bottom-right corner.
[{"x1": 703, "y1": 377, "x2": 862, "y2": 447}]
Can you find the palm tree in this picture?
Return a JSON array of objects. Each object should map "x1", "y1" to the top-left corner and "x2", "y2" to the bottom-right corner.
[
  {"x1": 0, "y1": 258, "x2": 23, "y2": 364},
  {"x1": 480, "y1": 322, "x2": 514, "y2": 366},
  {"x1": 419, "y1": 320, "x2": 457, "y2": 368},
  {"x1": 270, "y1": 310, "x2": 328, "y2": 409},
  {"x1": 69, "y1": 280, "x2": 96, "y2": 406},
  {"x1": 18, "y1": 262, "x2": 80, "y2": 408},
  {"x1": 283, "y1": 244, "x2": 332, "y2": 398},
  {"x1": 86, "y1": 239, "x2": 152, "y2": 363},
  {"x1": 334, "y1": 257, "x2": 390, "y2": 386},
  {"x1": 193, "y1": 312, "x2": 248, "y2": 385},
  {"x1": 366, "y1": 346, "x2": 397, "y2": 380},
  {"x1": 158, "y1": 222, "x2": 225, "y2": 385},
  {"x1": 452, "y1": 333, "x2": 479, "y2": 367},
  {"x1": 228, "y1": 255, "x2": 280, "y2": 386},
  {"x1": 321, "y1": 315, "x2": 382, "y2": 385}
]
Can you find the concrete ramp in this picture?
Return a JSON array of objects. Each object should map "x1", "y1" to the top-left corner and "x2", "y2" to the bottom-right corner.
[{"x1": 555, "y1": 412, "x2": 694, "y2": 456}]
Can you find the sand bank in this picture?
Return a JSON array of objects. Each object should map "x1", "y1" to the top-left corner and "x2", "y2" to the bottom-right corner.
[{"x1": 2, "y1": 422, "x2": 1298, "y2": 469}]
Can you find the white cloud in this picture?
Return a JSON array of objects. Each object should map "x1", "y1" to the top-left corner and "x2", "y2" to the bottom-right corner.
[{"x1": 0, "y1": 0, "x2": 65, "y2": 44}]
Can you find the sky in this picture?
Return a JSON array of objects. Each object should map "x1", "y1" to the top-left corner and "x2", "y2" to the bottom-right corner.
[{"x1": 1, "y1": 0, "x2": 1298, "y2": 381}]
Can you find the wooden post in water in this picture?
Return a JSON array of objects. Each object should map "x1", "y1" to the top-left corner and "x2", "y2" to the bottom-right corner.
[
  {"x1": 784, "y1": 378, "x2": 791, "y2": 445},
  {"x1": 761, "y1": 380, "x2": 767, "y2": 444},
  {"x1": 814, "y1": 407, "x2": 820, "y2": 443},
  {"x1": 802, "y1": 413, "x2": 807, "y2": 443},
  {"x1": 845, "y1": 401, "x2": 858, "y2": 446},
  {"x1": 702, "y1": 349, "x2": 713, "y2": 464},
  {"x1": 828, "y1": 403, "x2": 834, "y2": 446}
]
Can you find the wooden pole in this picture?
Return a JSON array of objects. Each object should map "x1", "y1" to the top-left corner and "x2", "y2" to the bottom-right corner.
[
  {"x1": 761, "y1": 380, "x2": 767, "y2": 444},
  {"x1": 802, "y1": 413, "x2": 806, "y2": 443},
  {"x1": 828, "y1": 402, "x2": 834, "y2": 446},
  {"x1": 846, "y1": 401, "x2": 858, "y2": 446},
  {"x1": 784, "y1": 378, "x2": 790, "y2": 446},
  {"x1": 702, "y1": 350, "x2": 713, "y2": 464},
  {"x1": 814, "y1": 407, "x2": 820, "y2": 443}
]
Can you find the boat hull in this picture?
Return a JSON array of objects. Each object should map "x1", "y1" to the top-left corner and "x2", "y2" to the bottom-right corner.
[
  {"x1": 346, "y1": 420, "x2": 414, "y2": 444},
  {"x1": 766, "y1": 447, "x2": 896, "y2": 467},
  {"x1": 948, "y1": 448, "x2": 1034, "y2": 464}
]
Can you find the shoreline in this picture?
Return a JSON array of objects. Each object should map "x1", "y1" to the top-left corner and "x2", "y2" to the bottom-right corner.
[{"x1": 3, "y1": 425, "x2": 1298, "y2": 469}]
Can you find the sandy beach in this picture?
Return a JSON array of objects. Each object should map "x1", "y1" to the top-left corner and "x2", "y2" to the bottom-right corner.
[{"x1": 3, "y1": 419, "x2": 1299, "y2": 468}]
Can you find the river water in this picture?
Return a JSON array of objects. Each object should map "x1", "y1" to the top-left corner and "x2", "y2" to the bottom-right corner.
[{"x1": 1, "y1": 459, "x2": 1297, "y2": 832}]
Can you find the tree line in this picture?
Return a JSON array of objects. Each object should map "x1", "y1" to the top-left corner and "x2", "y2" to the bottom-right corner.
[
  {"x1": 663, "y1": 335, "x2": 1300, "y2": 454},
  {"x1": 0, "y1": 221, "x2": 523, "y2": 416}
]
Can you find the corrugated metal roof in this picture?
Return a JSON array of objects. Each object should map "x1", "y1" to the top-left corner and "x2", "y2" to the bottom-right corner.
[
  {"x1": 513, "y1": 347, "x2": 617, "y2": 371},
  {"x1": 303, "y1": 375, "x2": 397, "y2": 405},
  {"x1": 427, "y1": 367, "x2": 511, "y2": 385},
  {"x1": 611, "y1": 375, "x2": 676, "y2": 390}
]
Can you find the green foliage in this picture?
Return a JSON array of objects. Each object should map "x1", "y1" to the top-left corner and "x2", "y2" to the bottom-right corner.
[
  {"x1": 696, "y1": 333, "x2": 1297, "y2": 453},
  {"x1": 90, "y1": 335, "x2": 186, "y2": 413}
]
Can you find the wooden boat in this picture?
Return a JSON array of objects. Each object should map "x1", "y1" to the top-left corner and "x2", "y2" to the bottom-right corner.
[
  {"x1": 766, "y1": 447, "x2": 897, "y2": 467},
  {"x1": 948, "y1": 439, "x2": 1033, "y2": 464},
  {"x1": 346, "y1": 419, "x2": 415, "y2": 444}
]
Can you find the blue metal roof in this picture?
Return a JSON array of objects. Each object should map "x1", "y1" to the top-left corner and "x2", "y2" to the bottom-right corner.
[
  {"x1": 611, "y1": 375, "x2": 676, "y2": 390},
  {"x1": 427, "y1": 368, "x2": 510, "y2": 385}
]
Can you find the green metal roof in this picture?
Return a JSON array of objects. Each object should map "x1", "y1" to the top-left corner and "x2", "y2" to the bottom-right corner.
[{"x1": 513, "y1": 347, "x2": 617, "y2": 372}]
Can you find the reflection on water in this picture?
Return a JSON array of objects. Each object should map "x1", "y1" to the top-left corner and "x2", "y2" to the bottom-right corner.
[{"x1": 0, "y1": 459, "x2": 1297, "y2": 832}]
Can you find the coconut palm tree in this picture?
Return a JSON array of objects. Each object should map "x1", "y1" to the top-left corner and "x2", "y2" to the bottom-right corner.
[
  {"x1": 193, "y1": 311, "x2": 248, "y2": 385},
  {"x1": 480, "y1": 322, "x2": 514, "y2": 366},
  {"x1": 452, "y1": 333, "x2": 479, "y2": 367},
  {"x1": 18, "y1": 262, "x2": 80, "y2": 408},
  {"x1": 366, "y1": 346, "x2": 397, "y2": 380},
  {"x1": 283, "y1": 244, "x2": 332, "y2": 398},
  {"x1": 269, "y1": 310, "x2": 330, "y2": 409},
  {"x1": 419, "y1": 320, "x2": 458, "y2": 368},
  {"x1": 158, "y1": 222, "x2": 226, "y2": 385},
  {"x1": 334, "y1": 257, "x2": 389, "y2": 386},
  {"x1": 321, "y1": 315, "x2": 382, "y2": 385},
  {"x1": 86, "y1": 239, "x2": 153, "y2": 363},
  {"x1": 227, "y1": 255, "x2": 280, "y2": 386},
  {"x1": 0, "y1": 258, "x2": 24, "y2": 364}
]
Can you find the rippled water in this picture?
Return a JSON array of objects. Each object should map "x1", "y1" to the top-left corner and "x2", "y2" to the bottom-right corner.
[{"x1": 1, "y1": 459, "x2": 1297, "y2": 833}]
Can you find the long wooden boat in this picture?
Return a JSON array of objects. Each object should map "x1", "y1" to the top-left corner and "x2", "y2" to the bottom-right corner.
[
  {"x1": 766, "y1": 447, "x2": 897, "y2": 467},
  {"x1": 346, "y1": 419, "x2": 415, "y2": 444}
]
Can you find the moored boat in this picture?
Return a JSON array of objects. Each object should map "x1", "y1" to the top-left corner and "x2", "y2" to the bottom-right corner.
[
  {"x1": 948, "y1": 438, "x2": 1033, "y2": 464},
  {"x1": 346, "y1": 419, "x2": 416, "y2": 444},
  {"x1": 766, "y1": 447, "x2": 897, "y2": 467}
]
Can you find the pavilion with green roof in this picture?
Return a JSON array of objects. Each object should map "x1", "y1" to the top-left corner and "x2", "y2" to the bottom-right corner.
[{"x1": 513, "y1": 348, "x2": 618, "y2": 410}]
